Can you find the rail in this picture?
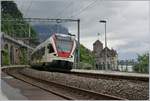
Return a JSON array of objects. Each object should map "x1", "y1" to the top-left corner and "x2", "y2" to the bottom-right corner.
[{"x1": 2, "y1": 68, "x2": 125, "y2": 100}]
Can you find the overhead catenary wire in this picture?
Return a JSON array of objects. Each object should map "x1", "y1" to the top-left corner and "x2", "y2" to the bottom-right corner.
[
  {"x1": 15, "y1": 0, "x2": 25, "y2": 13},
  {"x1": 54, "y1": 0, "x2": 74, "y2": 18},
  {"x1": 24, "y1": 0, "x2": 33, "y2": 17},
  {"x1": 50, "y1": 0, "x2": 74, "y2": 29},
  {"x1": 69, "y1": 0, "x2": 98, "y2": 18}
]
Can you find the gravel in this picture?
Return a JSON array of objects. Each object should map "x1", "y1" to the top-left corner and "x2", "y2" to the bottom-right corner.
[{"x1": 20, "y1": 68, "x2": 149, "y2": 100}]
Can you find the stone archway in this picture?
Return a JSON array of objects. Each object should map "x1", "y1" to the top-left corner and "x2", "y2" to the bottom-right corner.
[{"x1": 2, "y1": 43, "x2": 9, "y2": 65}]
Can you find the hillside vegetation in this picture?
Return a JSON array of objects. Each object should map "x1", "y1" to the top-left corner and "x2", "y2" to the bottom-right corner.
[
  {"x1": 1, "y1": 1, "x2": 37, "y2": 38},
  {"x1": 1, "y1": 1, "x2": 36, "y2": 65}
]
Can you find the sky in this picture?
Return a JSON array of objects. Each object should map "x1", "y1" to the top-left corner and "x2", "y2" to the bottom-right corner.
[{"x1": 14, "y1": 0, "x2": 150, "y2": 60}]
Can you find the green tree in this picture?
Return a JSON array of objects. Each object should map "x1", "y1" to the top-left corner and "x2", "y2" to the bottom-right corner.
[
  {"x1": 79, "y1": 44, "x2": 95, "y2": 69},
  {"x1": 133, "y1": 53, "x2": 149, "y2": 73}
]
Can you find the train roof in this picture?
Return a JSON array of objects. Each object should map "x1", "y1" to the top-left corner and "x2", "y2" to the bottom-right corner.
[{"x1": 55, "y1": 33, "x2": 70, "y2": 37}]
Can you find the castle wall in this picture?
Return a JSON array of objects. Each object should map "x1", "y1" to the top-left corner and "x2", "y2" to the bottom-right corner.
[{"x1": 93, "y1": 40, "x2": 118, "y2": 70}]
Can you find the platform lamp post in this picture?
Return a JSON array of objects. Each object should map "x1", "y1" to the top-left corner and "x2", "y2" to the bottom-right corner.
[
  {"x1": 99, "y1": 20, "x2": 108, "y2": 70},
  {"x1": 28, "y1": 23, "x2": 31, "y2": 64}
]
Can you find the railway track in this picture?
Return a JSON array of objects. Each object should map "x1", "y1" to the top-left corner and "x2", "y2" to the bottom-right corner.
[{"x1": 2, "y1": 68, "x2": 124, "y2": 100}]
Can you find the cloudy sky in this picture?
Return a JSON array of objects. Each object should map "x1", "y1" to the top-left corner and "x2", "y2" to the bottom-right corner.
[{"x1": 15, "y1": 0, "x2": 150, "y2": 60}]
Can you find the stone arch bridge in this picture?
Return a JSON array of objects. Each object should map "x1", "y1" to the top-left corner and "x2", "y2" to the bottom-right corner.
[{"x1": 1, "y1": 32, "x2": 34, "y2": 66}]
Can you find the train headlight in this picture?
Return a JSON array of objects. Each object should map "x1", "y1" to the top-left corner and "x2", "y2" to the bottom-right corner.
[
  {"x1": 70, "y1": 55, "x2": 73, "y2": 58},
  {"x1": 54, "y1": 53, "x2": 57, "y2": 56}
]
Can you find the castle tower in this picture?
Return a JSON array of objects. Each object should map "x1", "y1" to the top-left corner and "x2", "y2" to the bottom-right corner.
[{"x1": 93, "y1": 40, "x2": 103, "y2": 54}]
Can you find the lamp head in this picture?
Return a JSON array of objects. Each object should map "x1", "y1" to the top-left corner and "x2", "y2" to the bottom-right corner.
[{"x1": 99, "y1": 20, "x2": 106, "y2": 23}]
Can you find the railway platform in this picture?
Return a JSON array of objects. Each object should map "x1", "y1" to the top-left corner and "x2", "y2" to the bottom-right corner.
[
  {"x1": 71, "y1": 69, "x2": 149, "y2": 78},
  {"x1": 1, "y1": 71, "x2": 65, "y2": 100}
]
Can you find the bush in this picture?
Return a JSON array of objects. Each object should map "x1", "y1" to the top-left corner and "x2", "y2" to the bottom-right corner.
[
  {"x1": 20, "y1": 48, "x2": 28, "y2": 64},
  {"x1": 2, "y1": 49, "x2": 10, "y2": 65},
  {"x1": 79, "y1": 62, "x2": 93, "y2": 70},
  {"x1": 133, "y1": 53, "x2": 149, "y2": 73}
]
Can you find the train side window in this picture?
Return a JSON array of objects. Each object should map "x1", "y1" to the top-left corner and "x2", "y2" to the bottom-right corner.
[
  {"x1": 43, "y1": 47, "x2": 45, "y2": 55},
  {"x1": 47, "y1": 44, "x2": 54, "y2": 53},
  {"x1": 40, "y1": 47, "x2": 45, "y2": 56}
]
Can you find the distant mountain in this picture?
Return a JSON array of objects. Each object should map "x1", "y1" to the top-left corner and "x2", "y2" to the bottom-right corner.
[{"x1": 32, "y1": 24, "x2": 69, "y2": 42}]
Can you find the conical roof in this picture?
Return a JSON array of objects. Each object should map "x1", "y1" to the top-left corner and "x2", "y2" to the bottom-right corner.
[{"x1": 93, "y1": 40, "x2": 103, "y2": 45}]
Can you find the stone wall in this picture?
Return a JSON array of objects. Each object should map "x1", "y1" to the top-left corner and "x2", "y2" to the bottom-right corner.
[{"x1": 1, "y1": 34, "x2": 32, "y2": 66}]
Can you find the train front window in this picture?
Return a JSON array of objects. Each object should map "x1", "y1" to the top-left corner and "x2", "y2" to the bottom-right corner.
[{"x1": 56, "y1": 39, "x2": 73, "y2": 52}]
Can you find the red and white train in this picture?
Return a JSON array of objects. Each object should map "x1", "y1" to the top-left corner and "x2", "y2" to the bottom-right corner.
[{"x1": 31, "y1": 33, "x2": 76, "y2": 70}]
